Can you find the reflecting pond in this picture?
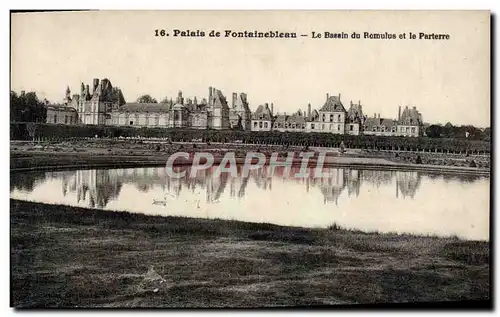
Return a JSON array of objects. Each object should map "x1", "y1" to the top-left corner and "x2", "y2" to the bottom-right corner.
[{"x1": 10, "y1": 165, "x2": 490, "y2": 241}]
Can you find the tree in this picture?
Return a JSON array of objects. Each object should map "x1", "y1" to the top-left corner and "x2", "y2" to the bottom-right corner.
[
  {"x1": 10, "y1": 90, "x2": 47, "y2": 123},
  {"x1": 136, "y1": 95, "x2": 158, "y2": 103},
  {"x1": 26, "y1": 122, "x2": 38, "y2": 142},
  {"x1": 425, "y1": 124, "x2": 443, "y2": 138}
]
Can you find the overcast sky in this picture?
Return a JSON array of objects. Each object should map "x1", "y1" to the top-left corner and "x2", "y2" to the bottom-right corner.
[{"x1": 11, "y1": 11, "x2": 490, "y2": 127}]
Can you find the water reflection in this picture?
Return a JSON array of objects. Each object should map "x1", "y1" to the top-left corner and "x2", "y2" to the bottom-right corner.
[
  {"x1": 11, "y1": 167, "x2": 431, "y2": 208},
  {"x1": 10, "y1": 166, "x2": 489, "y2": 240},
  {"x1": 13, "y1": 167, "x2": 482, "y2": 208}
]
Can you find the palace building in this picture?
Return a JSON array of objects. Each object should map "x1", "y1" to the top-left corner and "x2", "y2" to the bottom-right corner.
[
  {"x1": 56, "y1": 78, "x2": 253, "y2": 130},
  {"x1": 48, "y1": 78, "x2": 423, "y2": 137}
]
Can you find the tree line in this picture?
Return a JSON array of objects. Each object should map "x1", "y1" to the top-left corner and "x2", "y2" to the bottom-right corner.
[
  {"x1": 10, "y1": 123, "x2": 491, "y2": 154},
  {"x1": 425, "y1": 123, "x2": 490, "y2": 141},
  {"x1": 10, "y1": 90, "x2": 47, "y2": 123}
]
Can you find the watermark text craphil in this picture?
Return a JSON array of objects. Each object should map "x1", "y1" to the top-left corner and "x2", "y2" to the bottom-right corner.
[{"x1": 165, "y1": 151, "x2": 328, "y2": 179}]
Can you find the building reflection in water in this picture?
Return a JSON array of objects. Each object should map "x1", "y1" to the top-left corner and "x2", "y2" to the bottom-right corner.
[{"x1": 18, "y1": 165, "x2": 434, "y2": 209}]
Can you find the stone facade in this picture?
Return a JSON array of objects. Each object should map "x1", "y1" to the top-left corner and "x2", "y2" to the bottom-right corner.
[
  {"x1": 251, "y1": 93, "x2": 422, "y2": 137},
  {"x1": 45, "y1": 104, "x2": 78, "y2": 125},
  {"x1": 363, "y1": 106, "x2": 423, "y2": 137},
  {"x1": 251, "y1": 103, "x2": 274, "y2": 131},
  {"x1": 55, "y1": 79, "x2": 234, "y2": 130},
  {"x1": 50, "y1": 79, "x2": 423, "y2": 137}
]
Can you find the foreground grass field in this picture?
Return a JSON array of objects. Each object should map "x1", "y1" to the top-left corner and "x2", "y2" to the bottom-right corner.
[{"x1": 11, "y1": 199, "x2": 490, "y2": 308}]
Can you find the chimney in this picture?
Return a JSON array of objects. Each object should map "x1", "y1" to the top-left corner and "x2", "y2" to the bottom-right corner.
[
  {"x1": 308, "y1": 103, "x2": 312, "y2": 119},
  {"x1": 413, "y1": 106, "x2": 416, "y2": 110},
  {"x1": 398, "y1": 106, "x2": 401, "y2": 121},
  {"x1": 378, "y1": 113, "x2": 380, "y2": 119},
  {"x1": 326, "y1": 93, "x2": 329, "y2": 100},
  {"x1": 208, "y1": 87, "x2": 213, "y2": 105},
  {"x1": 232, "y1": 93, "x2": 237, "y2": 107},
  {"x1": 85, "y1": 85, "x2": 90, "y2": 96},
  {"x1": 338, "y1": 93, "x2": 341, "y2": 100},
  {"x1": 92, "y1": 78, "x2": 99, "y2": 93},
  {"x1": 374, "y1": 112, "x2": 376, "y2": 118},
  {"x1": 271, "y1": 103, "x2": 274, "y2": 115}
]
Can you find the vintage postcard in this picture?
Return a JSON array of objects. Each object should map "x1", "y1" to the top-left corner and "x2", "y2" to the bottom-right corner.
[{"x1": 10, "y1": 10, "x2": 490, "y2": 308}]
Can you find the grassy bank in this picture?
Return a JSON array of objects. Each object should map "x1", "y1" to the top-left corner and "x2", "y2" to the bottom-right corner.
[{"x1": 11, "y1": 199, "x2": 490, "y2": 308}]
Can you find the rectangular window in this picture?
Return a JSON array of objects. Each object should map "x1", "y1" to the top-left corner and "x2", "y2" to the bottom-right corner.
[
  {"x1": 254, "y1": 122, "x2": 257, "y2": 128},
  {"x1": 130, "y1": 121, "x2": 133, "y2": 125},
  {"x1": 338, "y1": 114, "x2": 341, "y2": 121},
  {"x1": 264, "y1": 122, "x2": 268, "y2": 128},
  {"x1": 54, "y1": 115, "x2": 57, "y2": 123},
  {"x1": 329, "y1": 124, "x2": 333, "y2": 130},
  {"x1": 337, "y1": 125, "x2": 341, "y2": 131},
  {"x1": 259, "y1": 121, "x2": 263, "y2": 128},
  {"x1": 330, "y1": 114, "x2": 334, "y2": 122},
  {"x1": 411, "y1": 127, "x2": 416, "y2": 133},
  {"x1": 311, "y1": 124, "x2": 315, "y2": 129},
  {"x1": 350, "y1": 125, "x2": 353, "y2": 131},
  {"x1": 322, "y1": 124, "x2": 325, "y2": 130},
  {"x1": 322, "y1": 114, "x2": 325, "y2": 122}
]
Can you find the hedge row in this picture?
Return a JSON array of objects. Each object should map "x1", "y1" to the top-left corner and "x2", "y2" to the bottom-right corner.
[{"x1": 10, "y1": 122, "x2": 491, "y2": 154}]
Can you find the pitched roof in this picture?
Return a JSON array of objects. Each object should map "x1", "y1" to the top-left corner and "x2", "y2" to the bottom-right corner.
[
  {"x1": 117, "y1": 103, "x2": 172, "y2": 113},
  {"x1": 320, "y1": 96, "x2": 346, "y2": 112},
  {"x1": 364, "y1": 117, "x2": 397, "y2": 129},
  {"x1": 399, "y1": 106, "x2": 423, "y2": 125},
  {"x1": 233, "y1": 93, "x2": 251, "y2": 113},
  {"x1": 346, "y1": 107, "x2": 364, "y2": 123},
  {"x1": 253, "y1": 104, "x2": 273, "y2": 119},
  {"x1": 45, "y1": 104, "x2": 77, "y2": 112},
  {"x1": 213, "y1": 89, "x2": 229, "y2": 109},
  {"x1": 309, "y1": 109, "x2": 320, "y2": 121}
]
